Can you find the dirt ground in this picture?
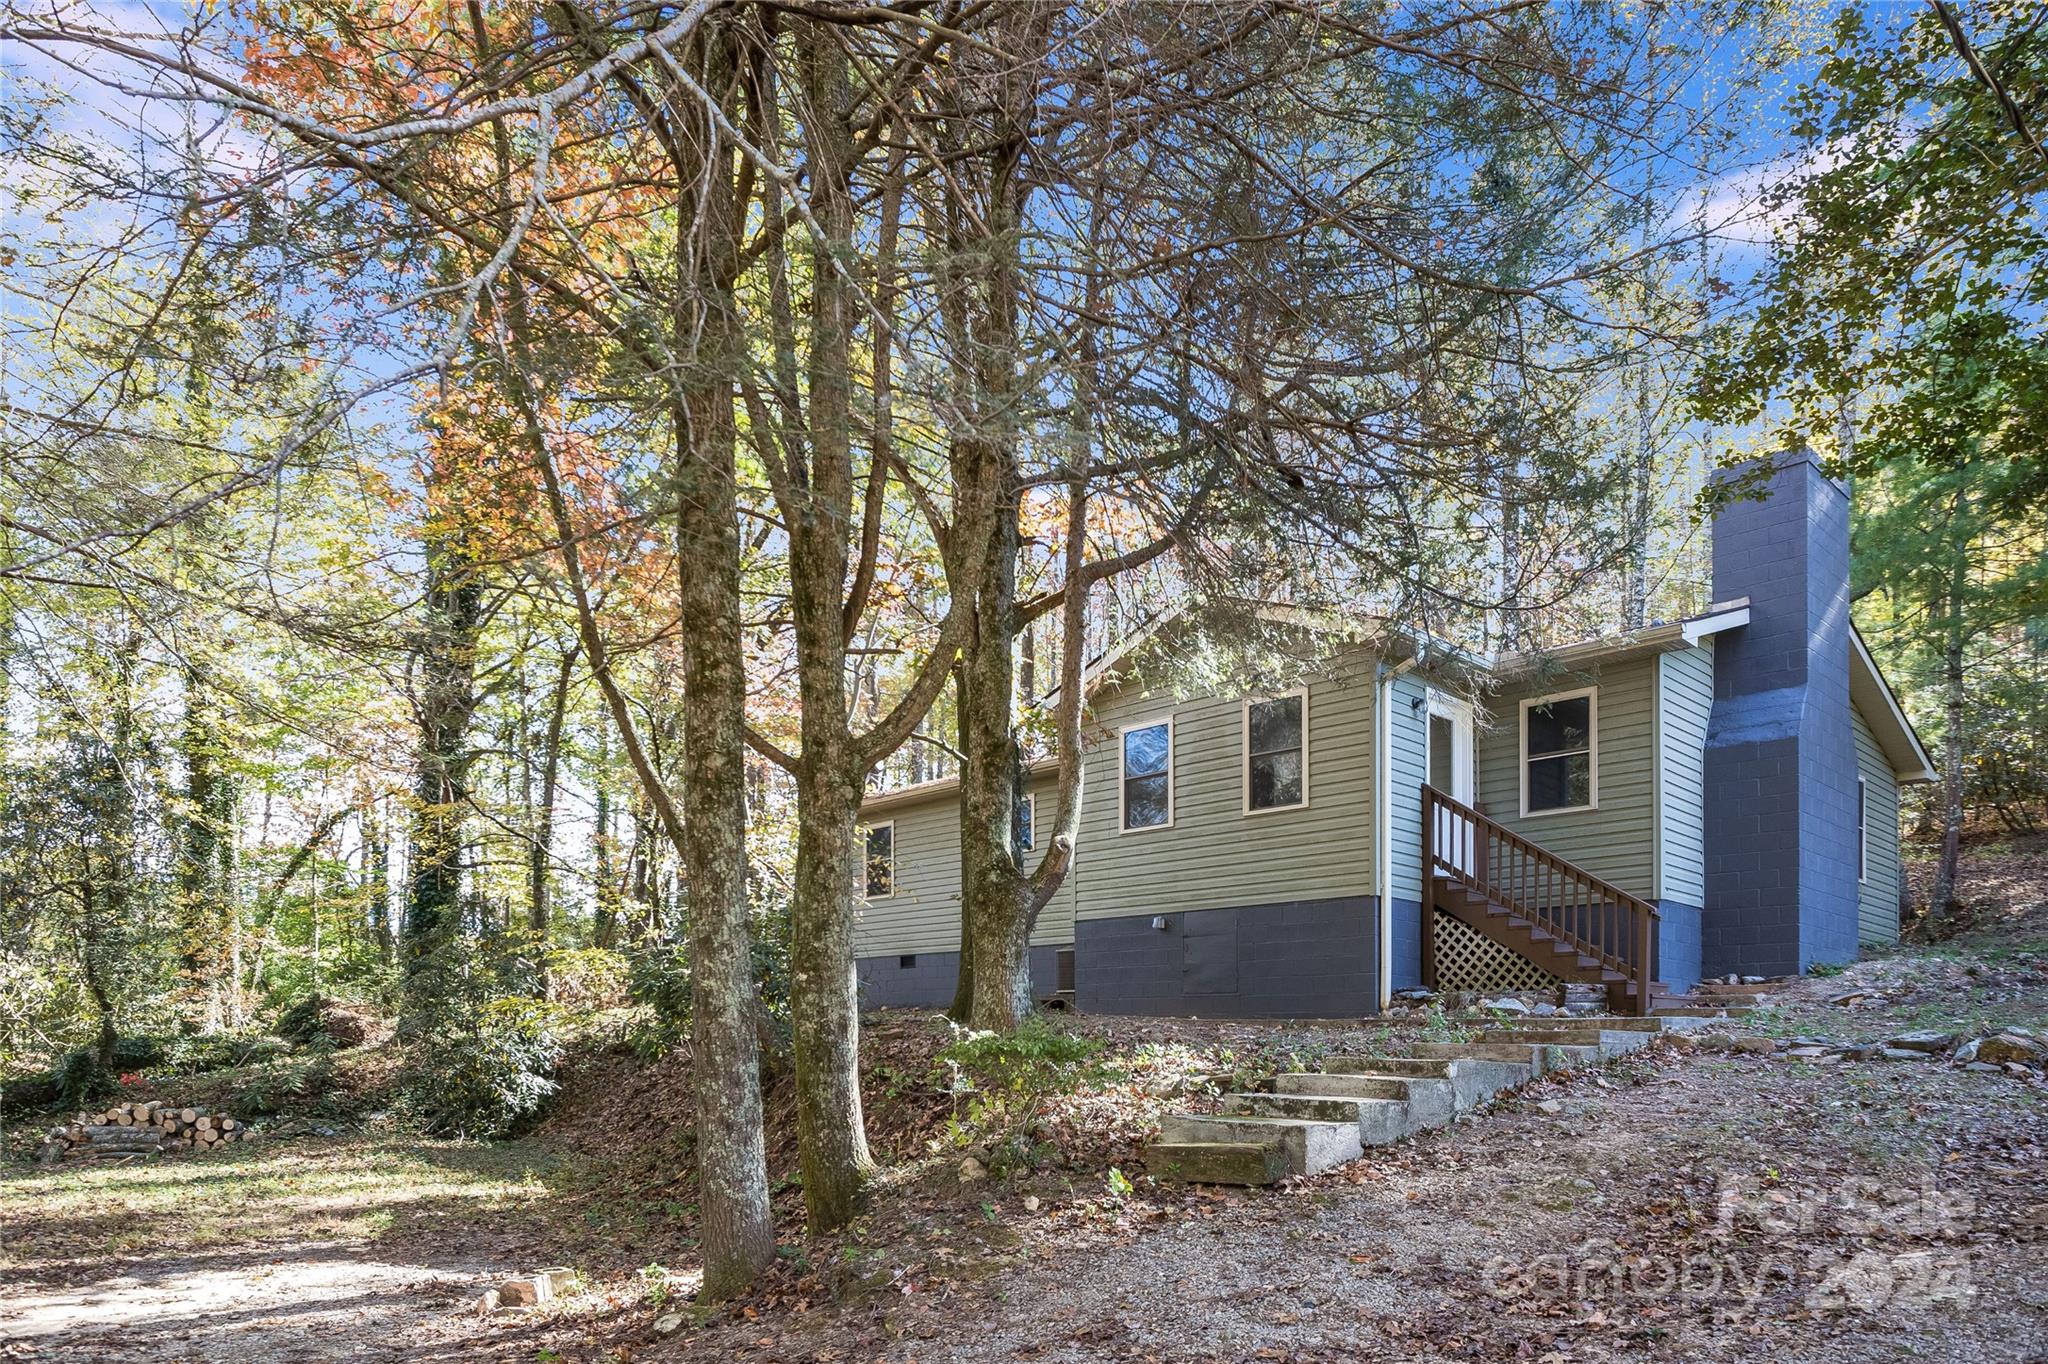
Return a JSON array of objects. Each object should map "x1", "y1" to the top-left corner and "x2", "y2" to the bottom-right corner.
[{"x1": 6, "y1": 876, "x2": 2047, "y2": 1362}]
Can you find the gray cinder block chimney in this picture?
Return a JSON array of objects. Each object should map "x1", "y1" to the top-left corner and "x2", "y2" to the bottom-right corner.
[{"x1": 1701, "y1": 451, "x2": 1861, "y2": 977}]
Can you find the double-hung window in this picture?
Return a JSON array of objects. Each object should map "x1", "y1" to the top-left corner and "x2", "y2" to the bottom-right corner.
[
  {"x1": 1245, "y1": 690, "x2": 1307, "y2": 812},
  {"x1": 863, "y1": 821, "x2": 895, "y2": 898},
  {"x1": 1120, "y1": 720, "x2": 1173, "y2": 830},
  {"x1": 1521, "y1": 688, "x2": 1597, "y2": 816}
]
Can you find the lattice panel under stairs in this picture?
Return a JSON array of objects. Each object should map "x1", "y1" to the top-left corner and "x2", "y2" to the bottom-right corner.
[{"x1": 1433, "y1": 910, "x2": 1559, "y2": 994}]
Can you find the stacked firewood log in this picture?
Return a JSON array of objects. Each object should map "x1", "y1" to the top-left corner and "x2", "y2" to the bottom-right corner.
[{"x1": 37, "y1": 1100, "x2": 252, "y2": 1165}]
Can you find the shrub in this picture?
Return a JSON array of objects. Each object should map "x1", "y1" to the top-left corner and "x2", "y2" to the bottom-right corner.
[
  {"x1": 274, "y1": 996, "x2": 382, "y2": 1050},
  {"x1": 8, "y1": 1036, "x2": 166, "y2": 1110},
  {"x1": 164, "y1": 1032, "x2": 293, "y2": 1075},
  {"x1": 624, "y1": 942, "x2": 692, "y2": 1057},
  {"x1": 933, "y1": 1019, "x2": 1105, "y2": 1167},
  {"x1": 0, "y1": 1050, "x2": 113, "y2": 1116},
  {"x1": 623, "y1": 896, "x2": 793, "y2": 1058},
  {"x1": 53, "y1": 1047, "x2": 118, "y2": 1110},
  {"x1": 111, "y1": 1035, "x2": 169, "y2": 1070},
  {"x1": 400, "y1": 996, "x2": 565, "y2": 1139},
  {"x1": 231, "y1": 1049, "x2": 338, "y2": 1117},
  {"x1": 545, "y1": 948, "x2": 630, "y2": 1010}
]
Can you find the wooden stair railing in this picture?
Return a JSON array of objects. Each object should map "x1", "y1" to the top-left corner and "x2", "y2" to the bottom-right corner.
[{"x1": 1422, "y1": 785, "x2": 1660, "y2": 1015}]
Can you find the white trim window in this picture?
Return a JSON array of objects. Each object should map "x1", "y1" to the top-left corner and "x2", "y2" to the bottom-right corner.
[
  {"x1": 1520, "y1": 687, "x2": 1598, "y2": 817},
  {"x1": 1120, "y1": 718, "x2": 1173, "y2": 831},
  {"x1": 1857, "y1": 777, "x2": 1869, "y2": 883},
  {"x1": 862, "y1": 820, "x2": 895, "y2": 898},
  {"x1": 1016, "y1": 792, "x2": 1036, "y2": 852},
  {"x1": 1244, "y1": 689, "x2": 1308, "y2": 813}
]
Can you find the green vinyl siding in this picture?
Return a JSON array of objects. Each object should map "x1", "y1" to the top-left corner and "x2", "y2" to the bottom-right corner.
[
  {"x1": 1655, "y1": 645, "x2": 1712, "y2": 905},
  {"x1": 1475, "y1": 654, "x2": 1657, "y2": 898},
  {"x1": 854, "y1": 771, "x2": 1072, "y2": 957},
  {"x1": 1853, "y1": 706, "x2": 1903, "y2": 945},
  {"x1": 1071, "y1": 652, "x2": 1378, "y2": 921}
]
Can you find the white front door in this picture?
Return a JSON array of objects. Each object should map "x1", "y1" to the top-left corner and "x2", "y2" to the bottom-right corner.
[{"x1": 1427, "y1": 692, "x2": 1476, "y2": 872}]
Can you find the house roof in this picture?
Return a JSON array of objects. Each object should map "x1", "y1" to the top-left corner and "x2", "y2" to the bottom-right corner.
[
  {"x1": 1494, "y1": 603, "x2": 1933, "y2": 784},
  {"x1": 862, "y1": 596, "x2": 1937, "y2": 814},
  {"x1": 858, "y1": 755, "x2": 1060, "y2": 816},
  {"x1": 1489, "y1": 599, "x2": 1752, "y2": 676}
]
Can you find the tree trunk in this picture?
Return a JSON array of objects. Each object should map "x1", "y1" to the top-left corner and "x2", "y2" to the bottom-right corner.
[
  {"x1": 365, "y1": 795, "x2": 393, "y2": 966},
  {"x1": 175, "y1": 667, "x2": 235, "y2": 1029},
  {"x1": 1930, "y1": 590, "x2": 1968, "y2": 917},
  {"x1": 592, "y1": 724, "x2": 617, "y2": 951},
  {"x1": 1622, "y1": 361, "x2": 1653, "y2": 630},
  {"x1": 788, "y1": 760, "x2": 873, "y2": 1229},
  {"x1": 944, "y1": 12, "x2": 1086, "y2": 1031},
  {"x1": 671, "y1": 18, "x2": 777, "y2": 1296},
  {"x1": 78, "y1": 868, "x2": 119, "y2": 1069},
  {"x1": 957, "y1": 532, "x2": 1037, "y2": 1029},
  {"x1": 528, "y1": 646, "x2": 575, "y2": 995},
  {"x1": 402, "y1": 519, "x2": 483, "y2": 1012},
  {"x1": 776, "y1": 28, "x2": 877, "y2": 1232}
]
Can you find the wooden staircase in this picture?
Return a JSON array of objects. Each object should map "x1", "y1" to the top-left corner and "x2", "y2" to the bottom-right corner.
[{"x1": 1423, "y1": 786, "x2": 1664, "y2": 1016}]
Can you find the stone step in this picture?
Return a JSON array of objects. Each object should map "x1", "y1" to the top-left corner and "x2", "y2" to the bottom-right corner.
[
  {"x1": 1156, "y1": 1113, "x2": 1363, "y2": 1177},
  {"x1": 1221, "y1": 1092, "x2": 1417, "y2": 1145},
  {"x1": 1271, "y1": 1072, "x2": 1456, "y2": 1127},
  {"x1": 1144, "y1": 1140, "x2": 1289, "y2": 1186},
  {"x1": 1405, "y1": 1040, "x2": 1601, "y2": 1075}
]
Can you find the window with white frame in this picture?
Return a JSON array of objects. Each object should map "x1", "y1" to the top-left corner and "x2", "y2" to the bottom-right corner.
[
  {"x1": 1245, "y1": 690, "x2": 1307, "y2": 812},
  {"x1": 1016, "y1": 793, "x2": 1036, "y2": 852},
  {"x1": 1120, "y1": 720, "x2": 1172, "y2": 830},
  {"x1": 1857, "y1": 777, "x2": 1868, "y2": 882},
  {"x1": 863, "y1": 822, "x2": 895, "y2": 898},
  {"x1": 1521, "y1": 688, "x2": 1597, "y2": 816}
]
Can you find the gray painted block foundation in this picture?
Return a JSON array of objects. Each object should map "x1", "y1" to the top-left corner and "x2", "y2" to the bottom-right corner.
[
  {"x1": 1074, "y1": 896, "x2": 1378, "y2": 1018},
  {"x1": 1655, "y1": 899, "x2": 1702, "y2": 991},
  {"x1": 855, "y1": 945, "x2": 1063, "y2": 1010}
]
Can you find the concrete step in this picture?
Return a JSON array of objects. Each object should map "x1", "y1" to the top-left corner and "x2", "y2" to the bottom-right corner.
[
  {"x1": 1405, "y1": 1039, "x2": 1601, "y2": 1075},
  {"x1": 1271, "y1": 1072, "x2": 1457, "y2": 1127},
  {"x1": 1221, "y1": 1091, "x2": 1416, "y2": 1145},
  {"x1": 1325, "y1": 1054, "x2": 1458, "y2": 1077},
  {"x1": 1156, "y1": 1113, "x2": 1363, "y2": 1177},
  {"x1": 1323, "y1": 1055, "x2": 1531, "y2": 1112},
  {"x1": 1144, "y1": 1140, "x2": 1289, "y2": 1186},
  {"x1": 1142, "y1": 1002, "x2": 1682, "y2": 1185},
  {"x1": 1493, "y1": 1015, "x2": 1670, "y2": 1033},
  {"x1": 1478, "y1": 1026, "x2": 1651, "y2": 1058}
]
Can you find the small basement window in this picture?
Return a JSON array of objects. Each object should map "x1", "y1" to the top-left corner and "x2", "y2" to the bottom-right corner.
[
  {"x1": 863, "y1": 821, "x2": 895, "y2": 898},
  {"x1": 1121, "y1": 719, "x2": 1172, "y2": 830},
  {"x1": 1245, "y1": 690, "x2": 1307, "y2": 812},
  {"x1": 1016, "y1": 792, "x2": 1036, "y2": 852},
  {"x1": 1521, "y1": 687, "x2": 1597, "y2": 816},
  {"x1": 898, "y1": 954, "x2": 917, "y2": 970}
]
